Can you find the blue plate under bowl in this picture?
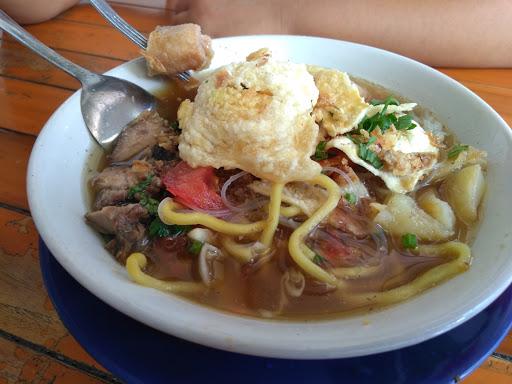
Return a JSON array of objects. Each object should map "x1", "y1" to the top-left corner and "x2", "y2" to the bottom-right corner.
[{"x1": 40, "y1": 239, "x2": 512, "y2": 384}]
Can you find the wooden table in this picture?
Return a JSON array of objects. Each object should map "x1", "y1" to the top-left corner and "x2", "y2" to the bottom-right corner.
[{"x1": 0, "y1": 3, "x2": 511, "y2": 383}]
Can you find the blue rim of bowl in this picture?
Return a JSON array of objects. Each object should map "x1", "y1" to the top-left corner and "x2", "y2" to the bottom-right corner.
[{"x1": 39, "y1": 238, "x2": 512, "y2": 384}]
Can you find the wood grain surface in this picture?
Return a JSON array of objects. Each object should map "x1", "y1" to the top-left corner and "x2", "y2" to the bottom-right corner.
[{"x1": 0, "y1": 3, "x2": 511, "y2": 383}]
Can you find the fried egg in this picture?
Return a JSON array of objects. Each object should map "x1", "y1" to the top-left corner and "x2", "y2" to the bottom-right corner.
[{"x1": 327, "y1": 120, "x2": 439, "y2": 193}]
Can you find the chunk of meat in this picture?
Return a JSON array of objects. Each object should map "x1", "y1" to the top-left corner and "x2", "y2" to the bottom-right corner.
[
  {"x1": 85, "y1": 203, "x2": 148, "y2": 234},
  {"x1": 142, "y1": 24, "x2": 212, "y2": 76},
  {"x1": 110, "y1": 110, "x2": 177, "y2": 163},
  {"x1": 327, "y1": 205, "x2": 372, "y2": 238},
  {"x1": 86, "y1": 204, "x2": 149, "y2": 262},
  {"x1": 94, "y1": 189, "x2": 130, "y2": 212},
  {"x1": 90, "y1": 161, "x2": 161, "y2": 210}
]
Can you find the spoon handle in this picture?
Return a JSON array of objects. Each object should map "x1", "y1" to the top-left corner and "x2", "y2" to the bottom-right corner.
[{"x1": 0, "y1": 10, "x2": 100, "y2": 85}]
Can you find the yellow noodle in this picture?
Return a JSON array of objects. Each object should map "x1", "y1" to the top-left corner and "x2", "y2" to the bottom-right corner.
[
  {"x1": 280, "y1": 205, "x2": 302, "y2": 217},
  {"x1": 345, "y1": 242, "x2": 471, "y2": 307},
  {"x1": 221, "y1": 236, "x2": 259, "y2": 263},
  {"x1": 126, "y1": 253, "x2": 203, "y2": 293},
  {"x1": 300, "y1": 243, "x2": 316, "y2": 259},
  {"x1": 222, "y1": 203, "x2": 301, "y2": 263},
  {"x1": 288, "y1": 174, "x2": 341, "y2": 285},
  {"x1": 260, "y1": 183, "x2": 284, "y2": 247},
  {"x1": 332, "y1": 264, "x2": 382, "y2": 280},
  {"x1": 158, "y1": 198, "x2": 265, "y2": 235}
]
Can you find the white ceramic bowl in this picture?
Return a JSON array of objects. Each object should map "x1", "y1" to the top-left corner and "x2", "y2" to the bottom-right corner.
[{"x1": 28, "y1": 36, "x2": 512, "y2": 359}]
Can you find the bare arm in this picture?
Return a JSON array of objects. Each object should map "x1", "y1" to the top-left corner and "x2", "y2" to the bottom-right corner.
[
  {"x1": 172, "y1": 0, "x2": 512, "y2": 68},
  {"x1": 0, "y1": 0, "x2": 79, "y2": 24}
]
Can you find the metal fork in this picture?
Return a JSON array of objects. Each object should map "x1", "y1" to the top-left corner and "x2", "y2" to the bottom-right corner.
[{"x1": 89, "y1": 0, "x2": 191, "y2": 82}]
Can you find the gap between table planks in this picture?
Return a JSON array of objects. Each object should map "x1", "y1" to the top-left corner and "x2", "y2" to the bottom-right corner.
[{"x1": 0, "y1": 2, "x2": 511, "y2": 383}]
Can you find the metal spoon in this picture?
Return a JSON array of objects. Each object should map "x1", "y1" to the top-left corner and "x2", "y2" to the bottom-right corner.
[
  {"x1": 89, "y1": 0, "x2": 191, "y2": 82},
  {"x1": 0, "y1": 10, "x2": 156, "y2": 149}
]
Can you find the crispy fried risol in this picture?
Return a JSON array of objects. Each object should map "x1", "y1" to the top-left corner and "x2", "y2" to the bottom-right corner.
[
  {"x1": 177, "y1": 50, "x2": 321, "y2": 183},
  {"x1": 142, "y1": 24, "x2": 212, "y2": 76}
]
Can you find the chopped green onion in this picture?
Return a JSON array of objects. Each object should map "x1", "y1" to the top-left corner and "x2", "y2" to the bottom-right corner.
[
  {"x1": 313, "y1": 141, "x2": 329, "y2": 160},
  {"x1": 188, "y1": 239, "x2": 204, "y2": 255},
  {"x1": 447, "y1": 144, "x2": 469, "y2": 160},
  {"x1": 358, "y1": 142, "x2": 383, "y2": 169},
  {"x1": 128, "y1": 174, "x2": 161, "y2": 215},
  {"x1": 401, "y1": 233, "x2": 418, "y2": 249},
  {"x1": 312, "y1": 253, "x2": 326, "y2": 265},
  {"x1": 348, "y1": 134, "x2": 362, "y2": 144},
  {"x1": 380, "y1": 96, "x2": 400, "y2": 115},
  {"x1": 344, "y1": 192, "x2": 357, "y2": 205},
  {"x1": 128, "y1": 175, "x2": 154, "y2": 199},
  {"x1": 358, "y1": 96, "x2": 402, "y2": 134},
  {"x1": 395, "y1": 114, "x2": 417, "y2": 131},
  {"x1": 370, "y1": 96, "x2": 399, "y2": 106},
  {"x1": 139, "y1": 194, "x2": 159, "y2": 215},
  {"x1": 149, "y1": 217, "x2": 190, "y2": 238},
  {"x1": 170, "y1": 120, "x2": 180, "y2": 132}
]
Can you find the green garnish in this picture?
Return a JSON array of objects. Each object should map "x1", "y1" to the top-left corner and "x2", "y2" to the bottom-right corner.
[
  {"x1": 344, "y1": 192, "x2": 357, "y2": 205},
  {"x1": 128, "y1": 175, "x2": 154, "y2": 199},
  {"x1": 401, "y1": 233, "x2": 418, "y2": 249},
  {"x1": 348, "y1": 134, "x2": 362, "y2": 144},
  {"x1": 128, "y1": 175, "x2": 160, "y2": 215},
  {"x1": 370, "y1": 96, "x2": 399, "y2": 106},
  {"x1": 149, "y1": 217, "x2": 191, "y2": 238},
  {"x1": 313, "y1": 141, "x2": 329, "y2": 160},
  {"x1": 358, "y1": 111, "x2": 395, "y2": 134},
  {"x1": 359, "y1": 96, "x2": 415, "y2": 134},
  {"x1": 379, "y1": 96, "x2": 400, "y2": 114},
  {"x1": 350, "y1": 135, "x2": 382, "y2": 168},
  {"x1": 188, "y1": 239, "x2": 204, "y2": 255},
  {"x1": 395, "y1": 114, "x2": 417, "y2": 131},
  {"x1": 312, "y1": 253, "x2": 326, "y2": 266},
  {"x1": 358, "y1": 141, "x2": 383, "y2": 169},
  {"x1": 447, "y1": 144, "x2": 469, "y2": 160},
  {"x1": 170, "y1": 120, "x2": 180, "y2": 132},
  {"x1": 139, "y1": 194, "x2": 159, "y2": 215}
]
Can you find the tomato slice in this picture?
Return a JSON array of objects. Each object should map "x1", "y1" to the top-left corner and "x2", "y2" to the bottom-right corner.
[{"x1": 162, "y1": 161, "x2": 226, "y2": 210}]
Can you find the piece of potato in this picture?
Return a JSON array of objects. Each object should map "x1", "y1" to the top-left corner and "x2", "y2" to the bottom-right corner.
[
  {"x1": 371, "y1": 193, "x2": 454, "y2": 241},
  {"x1": 441, "y1": 164, "x2": 485, "y2": 224},
  {"x1": 417, "y1": 189, "x2": 456, "y2": 231}
]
